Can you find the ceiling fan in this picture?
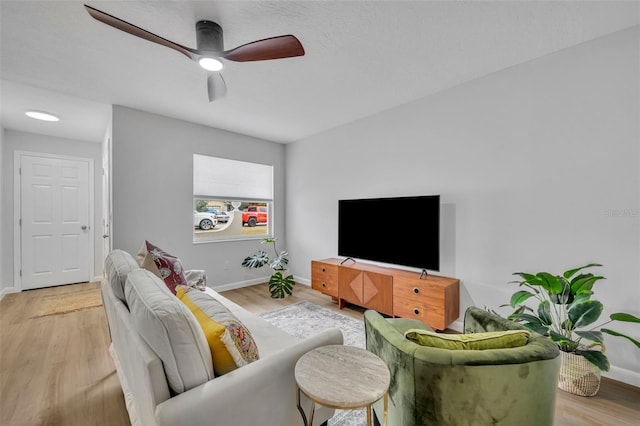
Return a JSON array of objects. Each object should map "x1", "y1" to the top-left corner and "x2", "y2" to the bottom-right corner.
[{"x1": 84, "y1": 4, "x2": 305, "y2": 101}]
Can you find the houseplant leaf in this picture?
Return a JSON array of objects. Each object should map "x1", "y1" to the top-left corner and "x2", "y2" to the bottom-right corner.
[
  {"x1": 570, "y1": 274, "x2": 605, "y2": 295},
  {"x1": 241, "y1": 250, "x2": 269, "y2": 269},
  {"x1": 563, "y1": 263, "x2": 602, "y2": 279},
  {"x1": 576, "y1": 348, "x2": 610, "y2": 372},
  {"x1": 602, "y1": 329, "x2": 640, "y2": 349},
  {"x1": 269, "y1": 250, "x2": 289, "y2": 270},
  {"x1": 513, "y1": 272, "x2": 542, "y2": 285},
  {"x1": 550, "y1": 276, "x2": 573, "y2": 303},
  {"x1": 575, "y1": 330, "x2": 604, "y2": 345},
  {"x1": 610, "y1": 312, "x2": 640, "y2": 323},
  {"x1": 537, "y1": 300, "x2": 553, "y2": 325},
  {"x1": 508, "y1": 312, "x2": 543, "y2": 325},
  {"x1": 522, "y1": 322, "x2": 550, "y2": 336},
  {"x1": 537, "y1": 272, "x2": 564, "y2": 294},
  {"x1": 549, "y1": 330, "x2": 577, "y2": 351},
  {"x1": 568, "y1": 300, "x2": 603, "y2": 328},
  {"x1": 508, "y1": 312, "x2": 549, "y2": 335},
  {"x1": 268, "y1": 272, "x2": 295, "y2": 299},
  {"x1": 572, "y1": 292, "x2": 593, "y2": 305},
  {"x1": 510, "y1": 290, "x2": 535, "y2": 307}
]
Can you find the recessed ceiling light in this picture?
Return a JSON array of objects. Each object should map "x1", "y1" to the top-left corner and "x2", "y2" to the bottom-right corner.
[
  {"x1": 198, "y1": 57, "x2": 224, "y2": 72},
  {"x1": 25, "y1": 110, "x2": 60, "y2": 122}
]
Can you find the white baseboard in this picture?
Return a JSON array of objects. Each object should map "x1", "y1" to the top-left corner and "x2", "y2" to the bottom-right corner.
[
  {"x1": 212, "y1": 275, "x2": 309, "y2": 292},
  {"x1": 449, "y1": 319, "x2": 464, "y2": 332},
  {"x1": 211, "y1": 279, "x2": 262, "y2": 293},
  {"x1": 0, "y1": 286, "x2": 20, "y2": 301},
  {"x1": 297, "y1": 277, "x2": 311, "y2": 286},
  {"x1": 603, "y1": 365, "x2": 640, "y2": 388}
]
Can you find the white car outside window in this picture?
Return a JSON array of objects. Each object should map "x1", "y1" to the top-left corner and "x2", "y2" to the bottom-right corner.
[{"x1": 194, "y1": 211, "x2": 217, "y2": 230}]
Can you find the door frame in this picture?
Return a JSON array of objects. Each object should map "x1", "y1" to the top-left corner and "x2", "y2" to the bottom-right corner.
[
  {"x1": 13, "y1": 151, "x2": 95, "y2": 291},
  {"x1": 102, "y1": 136, "x2": 112, "y2": 260}
]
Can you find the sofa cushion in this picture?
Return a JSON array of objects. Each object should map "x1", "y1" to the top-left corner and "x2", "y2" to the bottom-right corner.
[
  {"x1": 176, "y1": 286, "x2": 259, "y2": 376},
  {"x1": 124, "y1": 269, "x2": 213, "y2": 394},
  {"x1": 143, "y1": 241, "x2": 188, "y2": 294},
  {"x1": 405, "y1": 328, "x2": 531, "y2": 350},
  {"x1": 104, "y1": 249, "x2": 140, "y2": 304}
]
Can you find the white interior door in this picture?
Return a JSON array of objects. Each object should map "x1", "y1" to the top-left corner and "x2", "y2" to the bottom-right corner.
[{"x1": 19, "y1": 154, "x2": 91, "y2": 290}]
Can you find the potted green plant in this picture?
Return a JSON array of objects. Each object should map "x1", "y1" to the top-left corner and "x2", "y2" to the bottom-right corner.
[
  {"x1": 241, "y1": 237, "x2": 296, "y2": 298},
  {"x1": 504, "y1": 263, "x2": 639, "y2": 396}
]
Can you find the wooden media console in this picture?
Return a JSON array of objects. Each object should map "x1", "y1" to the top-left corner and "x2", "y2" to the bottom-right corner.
[{"x1": 311, "y1": 258, "x2": 459, "y2": 330}]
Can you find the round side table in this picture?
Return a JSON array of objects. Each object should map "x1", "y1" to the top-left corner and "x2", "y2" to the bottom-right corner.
[{"x1": 294, "y1": 345, "x2": 390, "y2": 426}]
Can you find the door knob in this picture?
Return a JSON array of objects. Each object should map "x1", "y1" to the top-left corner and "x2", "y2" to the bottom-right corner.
[
  {"x1": 103, "y1": 234, "x2": 109, "y2": 239},
  {"x1": 81, "y1": 225, "x2": 88, "y2": 231}
]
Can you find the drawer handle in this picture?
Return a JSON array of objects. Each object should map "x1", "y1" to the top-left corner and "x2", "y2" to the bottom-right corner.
[
  {"x1": 322, "y1": 282, "x2": 327, "y2": 288},
  {"x1": 413, "y1": 308, "x2": 420, "y2": 315},
  {"x1": 413, "y1": 287, "x2": 420, "y2": 294},
  {"x1": 322, "y1": 267, "x2": 326, "y2": 272}
]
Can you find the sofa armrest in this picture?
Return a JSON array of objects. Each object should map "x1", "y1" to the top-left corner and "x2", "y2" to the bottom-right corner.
[{"x1": 155, "y1": 328, "x2": 343, "y2": 426}]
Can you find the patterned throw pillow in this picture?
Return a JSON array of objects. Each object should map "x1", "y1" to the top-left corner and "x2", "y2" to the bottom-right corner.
[
  {"x1": 144, "y1": 240, "x2": 188, "y2": 295},
  {"x1": 176, "y1": 286, "x2": 260, "y2": 375}
]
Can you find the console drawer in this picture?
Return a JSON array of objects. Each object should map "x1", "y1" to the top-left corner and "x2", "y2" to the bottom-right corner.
[{"x1": 311, "y1": 261, "x2": 339, "y2": 297}]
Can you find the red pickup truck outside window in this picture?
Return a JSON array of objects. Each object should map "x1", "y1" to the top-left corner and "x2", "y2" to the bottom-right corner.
[{"x1": 242, "y1": 206, "x2": 268, "y2": 227}]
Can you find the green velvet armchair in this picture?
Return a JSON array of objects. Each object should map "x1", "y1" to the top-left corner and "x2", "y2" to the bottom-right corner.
[{"x1": 364, "y1": 307, "x2": 561, "y2": 426}]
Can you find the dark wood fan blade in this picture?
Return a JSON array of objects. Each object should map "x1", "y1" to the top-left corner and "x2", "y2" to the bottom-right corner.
[
  {"x1": 207, "y1": 73, "x2": 227, "y2": 101},
  {"x1": 84, "y1": 4, "x2": 196, "y2": 60},
  {"x1": 222, "y1": 35, "x2": 304, "y2": 62}
]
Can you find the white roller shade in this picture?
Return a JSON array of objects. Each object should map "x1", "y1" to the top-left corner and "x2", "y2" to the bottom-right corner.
[{"x1": 193, "y1": 154, "x2": 273, "y2": 201}]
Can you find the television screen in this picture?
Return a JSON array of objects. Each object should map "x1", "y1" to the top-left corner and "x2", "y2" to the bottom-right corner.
[{"x1": 338, "y1": 195, "x2": 440, "y2": 271}]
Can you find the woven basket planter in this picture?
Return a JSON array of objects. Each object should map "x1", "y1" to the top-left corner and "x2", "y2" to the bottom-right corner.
[{"x1": 558, "y1": 351, "x2": 601, "y2": 396}]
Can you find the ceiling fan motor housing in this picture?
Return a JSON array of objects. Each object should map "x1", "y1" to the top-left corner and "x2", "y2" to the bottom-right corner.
[{"x1": 196, "y1": 21, "x2": 224, "y2": 53}]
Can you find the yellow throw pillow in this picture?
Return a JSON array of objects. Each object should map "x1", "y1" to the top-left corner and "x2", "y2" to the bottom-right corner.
[
  {"x1": 405, "y1": 328, "x2": 531, "y2": 350},
  {"x1": 176, "y1": 286, "x2": 259, "y2": 375}
]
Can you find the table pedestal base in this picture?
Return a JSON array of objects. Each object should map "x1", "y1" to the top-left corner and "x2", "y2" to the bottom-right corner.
[{"x1": 296, "y1": 387, "x2": 388, "y2": 426}]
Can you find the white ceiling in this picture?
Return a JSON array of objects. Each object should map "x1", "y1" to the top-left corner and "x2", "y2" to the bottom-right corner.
[{"x1": 1, "y1": 1, "x2": 639, "y2": 144}]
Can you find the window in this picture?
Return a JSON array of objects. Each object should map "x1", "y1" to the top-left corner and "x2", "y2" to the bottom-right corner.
[{"x1": 193, "y1": 154, "x2": 273, "y2": 243}]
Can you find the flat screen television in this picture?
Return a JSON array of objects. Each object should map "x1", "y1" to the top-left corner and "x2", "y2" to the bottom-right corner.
[{"x1": 338, "y1": 195, "x2": 440, "y2": 271}]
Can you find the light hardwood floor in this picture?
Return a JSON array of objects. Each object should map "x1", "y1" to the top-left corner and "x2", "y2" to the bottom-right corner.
[{"x1": 1, "y1": 282, "x2": 638, "y2": 426}]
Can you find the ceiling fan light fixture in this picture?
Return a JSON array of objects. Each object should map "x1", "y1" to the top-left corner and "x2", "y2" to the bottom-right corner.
[
  {"x1": 25, "y1": 110, "x2": 59, "y2": 122},
  {"x1": 85, "y1": 5, "x2": 305, "y2": 102},
  {"x1": 199, "y1": 57, "x2": 223, "y2": 71}
]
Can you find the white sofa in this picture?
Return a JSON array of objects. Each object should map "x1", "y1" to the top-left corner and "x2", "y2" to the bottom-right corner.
[{"x1": 102, "y1": 249, "x2": 343, "y2": 426}]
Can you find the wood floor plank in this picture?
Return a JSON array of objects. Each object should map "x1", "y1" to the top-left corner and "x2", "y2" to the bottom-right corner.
[{"x1": 1, "y1": 281, "x2": 637, "y2": 425}]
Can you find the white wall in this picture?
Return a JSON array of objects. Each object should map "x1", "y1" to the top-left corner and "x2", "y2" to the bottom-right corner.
[
  {"x1": 286, "y1": 27, "x2": 640, "y2": 384},
  {"x1": 111, "y1": 106, "x2": 286, "y2": 290},
  {"x1": 0, "y1": 130, "x2": 103, "y2": 292}
]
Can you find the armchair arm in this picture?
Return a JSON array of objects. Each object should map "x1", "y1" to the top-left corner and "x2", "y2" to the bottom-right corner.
[
  {"x1": 364, "y1": 310, "x2": 427, "y2": 426},
  {"x1": 155, "y1": 328, "x2": 343, "y2": 426},
  {"x1": 464, "y1": 306, "x2": 527, "y2": 333}
]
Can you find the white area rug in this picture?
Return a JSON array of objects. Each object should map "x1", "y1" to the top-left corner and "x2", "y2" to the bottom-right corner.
[{"x1": 259, "y1": 300, "x2": 367, "y2": 426}]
